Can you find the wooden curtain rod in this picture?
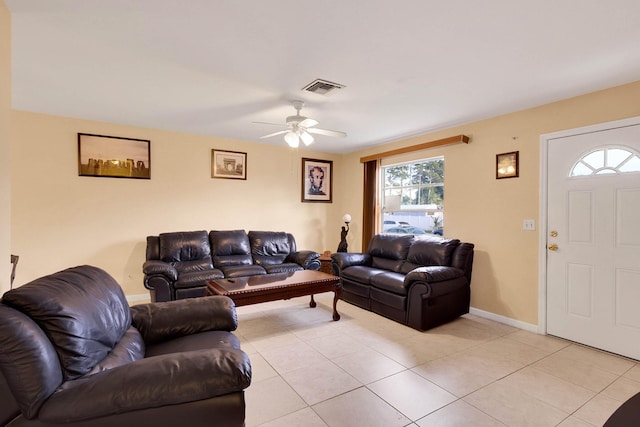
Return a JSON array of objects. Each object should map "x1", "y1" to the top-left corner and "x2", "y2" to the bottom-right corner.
[{"x1": 359, "y1": 134, "x2": 469, "y2": 163}]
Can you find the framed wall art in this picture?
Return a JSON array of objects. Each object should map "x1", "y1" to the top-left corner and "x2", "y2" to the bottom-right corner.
[
  {"x1": 78, "y1": 133, "x2": 150, "y2": 179},
  {"x1": 302, "y1": 157, "x2": 332, "y2": 203},
  {"x1": 496, "y1": 151, "x2": 519, "y2": 179},
  {"x1": 211, "y1": 149, "x2": 247, "y2": 180}
]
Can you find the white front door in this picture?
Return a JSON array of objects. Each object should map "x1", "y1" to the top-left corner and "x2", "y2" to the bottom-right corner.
[{"x1": 546, "y1": 121, "x2": 640, "y2": 360}]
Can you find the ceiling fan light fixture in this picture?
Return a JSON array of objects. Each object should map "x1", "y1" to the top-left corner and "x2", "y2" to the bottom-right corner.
[
  {"x1": 300, "y1": 131, "x2": 314, "y2": 146},
  {"x1": 284, "y1": 131, "x2": 299, "y2": 148}
]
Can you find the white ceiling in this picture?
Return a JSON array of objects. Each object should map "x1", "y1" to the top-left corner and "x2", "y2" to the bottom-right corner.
[{"x1": 6, "y1": 1, "x2": 640, "y2": 153}]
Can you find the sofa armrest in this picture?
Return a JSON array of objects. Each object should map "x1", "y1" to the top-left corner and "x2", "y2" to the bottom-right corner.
[
  {"x1": 405, "y1": 266, "x2": 464, "y2": 284},
  {"x1": 38, "y1": 348, "x2": 252, "y2": 423},
  {"x1": 330, "y1": 253, "x2": 371, "y2": 274},
  {"x1": 142, "y1": 260, "x2": 178, "y2": 281},
  {"x1": 404, "y1": 266, "x2": 466, "y2": 295},
  {"x1": 287, "y1": 250, "x2": 321, "y2": 270},
  {"x1": 131, "y1": 296, "x2": 238, "y2": 344}
]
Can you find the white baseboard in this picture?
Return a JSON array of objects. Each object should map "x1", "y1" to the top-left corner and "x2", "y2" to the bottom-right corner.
[
  {"x1": 469, "y1": 306, "x2": 539, "y2": 334},
  {"x1": 126, "y1": 293, "x2": 151, "y2": 305}
]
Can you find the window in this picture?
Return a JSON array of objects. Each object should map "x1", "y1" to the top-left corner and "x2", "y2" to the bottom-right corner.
[
  {"x1": 570, "y1": 146, "x2": 640, "y2": 176},
  {"x1": 381, "y1": 156, "x2": 444, "y2": 235}
]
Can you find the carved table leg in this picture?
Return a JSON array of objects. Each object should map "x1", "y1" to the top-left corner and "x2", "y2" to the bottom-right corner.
[
  {"x1": 332, "y1": 287, "x2": 341, "y2": 321},
  {"x1": 309, "y1": 294, "x2": 316, "y2": 308}
]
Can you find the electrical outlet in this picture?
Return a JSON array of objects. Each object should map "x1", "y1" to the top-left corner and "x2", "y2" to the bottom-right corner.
[{"x1": 523, "y1": 219, "x2": 536, "y2": 231}]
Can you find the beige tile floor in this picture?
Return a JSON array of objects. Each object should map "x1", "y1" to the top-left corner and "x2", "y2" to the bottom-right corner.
[{"x1": 235, "y1": 294, "x2": 639, "y2": 427}]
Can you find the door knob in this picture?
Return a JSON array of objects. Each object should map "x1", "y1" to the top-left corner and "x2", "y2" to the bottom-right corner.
[{"x1": 548, "y1": 244, "x2": 558, "y2": 251}]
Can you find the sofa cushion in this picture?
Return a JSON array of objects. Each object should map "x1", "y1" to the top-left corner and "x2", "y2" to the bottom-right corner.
[
  {"x1": 159, "y1": 231, "x2": 211, "y2": 262},
  {"x1": 174, "y1": 269, "x2": 224, "y2": 288},
  {"x1": 220, "y1": 265, "x2": 267, "y2": 278},
  {"x1": 210, "y1": 230, "x2": 253, "y2": 268},
  {"x1": 370, "y1": 271, "x2": 407, "y2": 295},
  {"x1": 368, "y1": 234, "x2": 413, "y2": 272},
  {"x1": 342, "y1": 266, "x2": 388, "y2": 284},
  {"x1": 263, "y1": 263, "x2": 304, "y2": 274},
  {"x1": 213, "y1": 254, "x2": 253, "y2": 268},
  {"x1": 400, "y1": 237, "x2": 460, "y2": 274},
  {"x1": 249, "y1": 231, "x2": 292, "y2": 266},
  {"x1": 1, "y1": 266, "x2": 131, "y2": 381},
  {"x1": 145, "y1": 330, "x2": 241, "y2": 358},
  {"x1": 173, "y1": 257, "x2": 215, "y2": 274}
]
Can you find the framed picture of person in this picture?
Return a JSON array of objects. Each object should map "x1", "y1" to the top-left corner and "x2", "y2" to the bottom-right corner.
[{"x1": 302, "y1": 158, "x2": 332, "y2": 203}]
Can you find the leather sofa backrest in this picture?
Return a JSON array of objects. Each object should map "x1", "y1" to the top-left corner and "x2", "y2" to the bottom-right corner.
[
  {"x1": 451, "y1": 242, "x2": 475, "y2": 281},
  {"x1": 0, "y1": 305, "x2": 63, "y2": 419},
  {"x1": 0, "y1": 369, "x2": 20, "y2": 426},
  {"x1": 1, "y1": 266, "x2": 133, "y2": 381},
  {"x1": 210, "y1": 230, "x2": 253, "y2": 267},
  {"x1": 401, "y1": 237, "x2": 461, "y2": 274},
  {"x1": 146, "y1": 235, "x2": 160, "y2": 261},
  {"x1": 158, "y1": 231, "x2": 214, "y2": 273},
  {"x1": 249, "y1": 231, "x2": 295, "y2": 266},
  {"x1": 367, "y1": 234, "x2": 414, "y2": 273}
]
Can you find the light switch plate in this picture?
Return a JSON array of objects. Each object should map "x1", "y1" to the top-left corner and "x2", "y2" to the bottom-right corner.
[{"x1": 523, "y1": 219, "x2": 536, "y2": 231}]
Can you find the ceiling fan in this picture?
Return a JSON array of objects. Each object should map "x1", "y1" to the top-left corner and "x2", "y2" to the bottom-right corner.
[{"x1": 254, "y1": 100, "x2": 347, "y2": 148}]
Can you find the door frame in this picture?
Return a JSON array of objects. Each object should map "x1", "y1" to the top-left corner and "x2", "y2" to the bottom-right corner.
[{"x1": 538, "y1": 115, "x2": 640, "y2": 335}]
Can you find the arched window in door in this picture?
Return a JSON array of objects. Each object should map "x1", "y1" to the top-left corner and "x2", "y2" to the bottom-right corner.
[{"x1": 570, "y1": 146, "x2": 640, "y2": 176}]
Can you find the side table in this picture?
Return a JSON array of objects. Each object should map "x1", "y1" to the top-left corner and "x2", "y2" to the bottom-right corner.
[{"x1": 319, "y1": 253, "x2": 333, "y2": 275}]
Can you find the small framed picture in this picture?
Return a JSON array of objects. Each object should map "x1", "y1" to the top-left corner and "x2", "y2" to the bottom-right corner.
[
  {"x1": 302, "y1": 158, "x2": 332, "y2": 203},
  {"x1": 211, "y1": 149, "x2": 247, "y2": 180},
  {"x1": 496, "y1": 151, "x2": 519, "y2": 179},
  {"x1": 78, "y1": 133, "x2": 150, "y2": 179}
]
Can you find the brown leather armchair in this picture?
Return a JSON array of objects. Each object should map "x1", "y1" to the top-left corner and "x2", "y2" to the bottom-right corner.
[{"x1": 0, "y1": 265, "x2": 251, "y2": 427}]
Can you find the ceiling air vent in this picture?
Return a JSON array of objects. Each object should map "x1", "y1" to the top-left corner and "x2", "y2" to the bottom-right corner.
[{"x1": 302, "y1": 79, "x2": 345, "y2": 96}]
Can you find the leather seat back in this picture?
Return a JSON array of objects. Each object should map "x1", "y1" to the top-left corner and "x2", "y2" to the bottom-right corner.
[
  {"x1": 209, "y1": 230, "x2": 253, "y2": 268},
  {"x1": 0, "y1": 305, "x2": 63, "y2": 419},
  {"x1": 367, "y1": 234, "x2": 414, "y2": 273},
  {"x1": 2, "y1": 266, "x2": 134, "y2": 381},
  {"x1": 159, "y1": 231, "x2": 214, "y2": 273},
  {"x1": 400, "y1": 237, "x2": 460, "y2": 273},
  {"x1": 249, "y1": 231, "x2": 296, "y2": 266}
]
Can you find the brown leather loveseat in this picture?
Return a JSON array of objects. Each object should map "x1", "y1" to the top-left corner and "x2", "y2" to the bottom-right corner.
[
  {"x1": 331, "y1": 234, "x2": 474, "y2": 330},
  {"x1": 0, "y1": 265, "x2": 251, "y2": 427},
  {"x1": 143, "y1": 229, "x2": 320, "y2": 302}
]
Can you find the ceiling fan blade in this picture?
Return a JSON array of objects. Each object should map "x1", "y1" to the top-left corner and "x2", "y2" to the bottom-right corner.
[
  {"x1": 260, "y1": 130, "x2": 288, "y2": 139},
  {"x1": 299, "y1": 118, "x2": 318, "y2": 128},
  {"x1": 307, "y1": 128, "x2": 347, "y2": 138},
  {"x1": 252, "y1": 121, "x2": 286, "y2": 127}
]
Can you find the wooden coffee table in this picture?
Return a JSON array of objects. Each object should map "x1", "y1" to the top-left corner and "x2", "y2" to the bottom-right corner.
[{"x1": 206, "y1": 270, "x2": 342, "y2": 321}]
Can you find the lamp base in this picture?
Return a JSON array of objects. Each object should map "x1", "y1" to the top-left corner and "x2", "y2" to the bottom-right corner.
[{"x1": 337, "y1": 224, "x2": 349, "y2": 253}]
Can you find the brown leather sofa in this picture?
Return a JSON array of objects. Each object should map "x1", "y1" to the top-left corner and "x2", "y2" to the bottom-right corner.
[
  {"x1": 143, "y1": 229, "x2": 321, "y2": 302},
  {"x1": 0, "y1": 265, "x2": 251, "y2": 427},
  {"x1": 331, "y1": 234, "x2": 474, "y2": 330}
]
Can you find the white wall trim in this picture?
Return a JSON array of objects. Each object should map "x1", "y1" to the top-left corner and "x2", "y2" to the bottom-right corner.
[{"x1": 469, "y1": 307, "x2": 538, "y2": 333}]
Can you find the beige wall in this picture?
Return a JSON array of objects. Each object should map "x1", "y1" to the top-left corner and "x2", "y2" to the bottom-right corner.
[
  {"x1": 10, "y1": 82, "x2": 640, "y2": 322},
  {"x1": 10, "y1": 112, "x2": 344, "y2": 295},
  {"x1": 0, "y1": 1, "x2": 11, "y2": 293},
  {"x1": 343, "y1": 80, "x2": 640, "y2": 325},
  {"x1": 5, "y1": 0, "x2": 639, "y2": 326}
]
